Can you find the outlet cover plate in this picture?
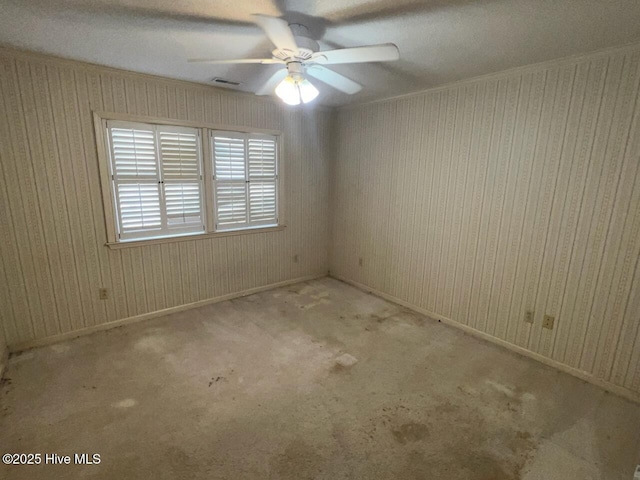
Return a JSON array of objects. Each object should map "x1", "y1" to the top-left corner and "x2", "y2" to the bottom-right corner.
[{"x1": 543, "y1": 315, "x2": 555, "y2": 329}]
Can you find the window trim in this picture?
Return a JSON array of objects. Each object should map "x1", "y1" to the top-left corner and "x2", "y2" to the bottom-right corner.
[
  {"x1": 106, "y1": 120, "x2": 206, "y2": 241},
  {"x1": 93, "y1": 112, "x2": 285, "y2": 248},
  {"x1": 211, "y1": 130, "x2": 279, "y2": 232}
]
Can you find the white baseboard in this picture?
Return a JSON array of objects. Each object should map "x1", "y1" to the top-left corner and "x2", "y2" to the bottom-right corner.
[
  {"x1": 332, "y1": 274, "x2": 640, "y2": 405},
  {"x1": 9, "y1": 273, "x2": 327, "y2": 353}
]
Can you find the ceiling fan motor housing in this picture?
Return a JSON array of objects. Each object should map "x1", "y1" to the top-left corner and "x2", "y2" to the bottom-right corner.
[
  {"x1": 272, "y1": 22, "x2": 319, "y2": 63},
  {"x1": 286, "y1": 61, "x2": 305, "y2": 79}
]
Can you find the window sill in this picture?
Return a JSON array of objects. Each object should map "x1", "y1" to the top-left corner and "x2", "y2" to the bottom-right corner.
[{"x1": 105, "y1": 225, "x2": 286, "y2": 250}]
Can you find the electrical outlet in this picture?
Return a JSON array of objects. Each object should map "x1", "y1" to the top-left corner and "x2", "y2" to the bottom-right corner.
[
  {"x1": 524, "y1": 311, "x2": 534, "y2": 324},
  {"x1": 99, "y1": 288, "x2": 109, "y2": 300},
  {"x1": 634, "y1": 464, "x2": 640, "y2": 479},
  {"x1": 293, "y1": 254, "x2": 299, "y2": 263},
  {"x1": 543, "y1": 315, "x2": 555, "y2": 330},
  {"x1": 358, "y1": 257, "x2": 363, "y2": 267}
]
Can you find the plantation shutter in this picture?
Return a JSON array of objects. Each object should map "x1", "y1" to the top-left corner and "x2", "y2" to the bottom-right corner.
[
  {"x1": 212, "y1": 133, "x2": 248, "y2": 229},
  {"x1": 108, "y1": 121, "x2": 162, "y2": 240},
  {"x1": 247, "y1": 135, "x2": 277, "y2": 225},
  {"x1": 106, "y1": 121, "x2": 204, "y2": 241},
  {"x1": 212, "y1": 131, "x2": 278, "y2": 231},
  {"x1": 157, "y1": 126, "x2": 204, "y2": 233}
]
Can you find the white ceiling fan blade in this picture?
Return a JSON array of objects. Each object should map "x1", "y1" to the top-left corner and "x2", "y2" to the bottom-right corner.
[
  {"x1": 311, "y1": 43, "x2": 400, "y2": 65},
  {"x1": 188, "y1": 58, "x2": 284, "y2": 64},
  {"x1": 256, "y1": 69, "x2": 288, "y2": 96},
  {"x1": 252, "y1": 14, "x2": 298, "y2": 53},
  {"x1": 306, "y1": 65, "x2": 362, "y2": 95}
]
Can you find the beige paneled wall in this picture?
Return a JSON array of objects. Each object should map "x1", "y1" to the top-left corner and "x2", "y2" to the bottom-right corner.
[
  {"x1": 0, "y1": 48, "x2": 331, "y2": 347},
  {"x1": 0, "y1": 320, "x2": 6, "y2": 375},
  {"x1": 331, "y1": 43, "x2": 640, "y2": 398}
]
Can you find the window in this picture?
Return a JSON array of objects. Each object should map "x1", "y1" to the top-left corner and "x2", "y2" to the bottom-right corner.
[
  {"x1": 212, "y1": 132, "x2": 278, "y2": 231},
  {"x1": 106, "y1": 121, "x2": 205, "y2": 241},
  {"x1": 100, "y1": 116, "x2": 280, "y2": 244}
]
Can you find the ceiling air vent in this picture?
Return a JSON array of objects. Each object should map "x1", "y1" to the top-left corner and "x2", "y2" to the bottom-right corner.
[{"x1": 211, "y1": 77, "x2": 242, "y2": 87}]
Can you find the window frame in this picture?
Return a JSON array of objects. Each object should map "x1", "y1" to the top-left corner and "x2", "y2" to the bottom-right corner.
[
  {"x1": 106, "y1": 120, "x2": 206, "y2": 241},
  {"x1": 211, "y1": 130, "x2": 279, "y2": 232},
  {"x1": 94, "y1": 112, "x2": 285, "y2": 249}
]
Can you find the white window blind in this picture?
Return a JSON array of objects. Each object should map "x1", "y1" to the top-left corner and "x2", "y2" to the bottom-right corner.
[
  {"x1": 212, "y1": 131, "x2": 278, "y2": 231},
  {"x1": 106, "y1": 121, "x2": 205, "y2": 241}
]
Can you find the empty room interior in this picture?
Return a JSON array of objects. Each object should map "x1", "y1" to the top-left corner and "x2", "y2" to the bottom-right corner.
[{"x1": 2, "y1": 1, "x2": 640, "y2": 478}]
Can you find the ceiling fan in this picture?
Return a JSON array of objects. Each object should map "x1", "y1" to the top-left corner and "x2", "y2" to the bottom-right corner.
[{"x1": 188, "y1": 14, "x2": 400, "y2": 106}]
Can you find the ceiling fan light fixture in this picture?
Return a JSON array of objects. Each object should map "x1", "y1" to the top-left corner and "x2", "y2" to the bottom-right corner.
[
  {"x1": 275, "y1": 76, "x2": 301, "y2": 105},
  {"x1": 188, "y1": 15, "x2": 400, "y2": 104},
  {"x1": 298, "y1": 78, "x2": 319, "y2": 104},
  {"x1": 275, "y1": 74, "x2": 319, "y2": 106}
]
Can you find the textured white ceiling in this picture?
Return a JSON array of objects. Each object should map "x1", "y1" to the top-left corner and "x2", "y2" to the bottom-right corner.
[{"x1": 1, "y1": 0, "x2": 640, "y2": 106}]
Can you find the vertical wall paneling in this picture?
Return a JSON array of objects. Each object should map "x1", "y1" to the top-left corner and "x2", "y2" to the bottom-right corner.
[
  {"x1": 0, "y1": 47, "x2": 330, "y2": 348},
  {"x1": 331, "y1": 43, "x2": 640, "y2": 399}
]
